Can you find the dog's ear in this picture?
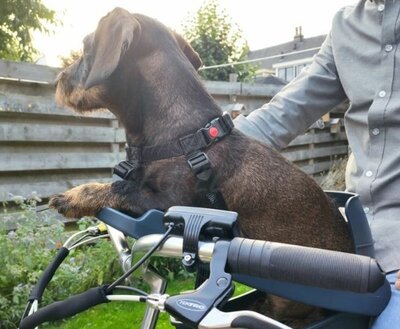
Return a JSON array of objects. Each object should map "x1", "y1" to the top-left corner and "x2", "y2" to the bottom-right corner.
[
  {"x1": 172, "y1": 32, "x2": 203, "y2": 71},
  {"x1": 85, "y1": 8, "x2": 141, "y2": 89}
]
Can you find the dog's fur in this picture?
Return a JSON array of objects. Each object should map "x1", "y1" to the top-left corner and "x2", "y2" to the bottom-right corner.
[{"x1": 51, "y1": 8, "x2": 353, "y2": 326}]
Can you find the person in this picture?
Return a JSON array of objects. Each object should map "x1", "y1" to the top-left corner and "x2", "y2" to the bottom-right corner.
[{"x1": 233, "y1": 0, "x2": 400, "y2": 327}]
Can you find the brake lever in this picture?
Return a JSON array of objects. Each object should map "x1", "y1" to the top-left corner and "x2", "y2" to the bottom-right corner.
[
  {"x1": 198, "y1": 308, "x2": 292, "y2": 329},
  {"x1": 159, "y1": 240, "x2": 293, "y2": 329},
  {"x1": 163, "y1": 240, "x2": 234, "y2": 327}
]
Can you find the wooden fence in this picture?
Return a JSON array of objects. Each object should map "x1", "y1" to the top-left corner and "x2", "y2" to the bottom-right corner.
[{"x1": 0, "y1": 59, "x2": 348, "y2": 203}]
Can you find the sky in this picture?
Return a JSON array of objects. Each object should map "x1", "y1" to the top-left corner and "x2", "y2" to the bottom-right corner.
[{"x1": 34, "y1": 0, "x2": 356, "y2": 67}]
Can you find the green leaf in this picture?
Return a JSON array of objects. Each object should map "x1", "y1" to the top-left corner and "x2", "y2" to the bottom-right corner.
[{"x1": 0, "y1": 0, "x2": 57, "y2": 62}]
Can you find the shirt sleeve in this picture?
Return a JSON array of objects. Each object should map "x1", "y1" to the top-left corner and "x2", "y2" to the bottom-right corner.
[{"x1": 234, "y1": 32, "x2": 347, "y2": 150}]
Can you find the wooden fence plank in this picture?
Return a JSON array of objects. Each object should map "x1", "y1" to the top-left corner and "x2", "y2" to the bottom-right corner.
[
  {"x1": 1, "y1": 177, "x2": 112, "y2": 201},
  {"x1": 0, "y1": 123, "x2": 125, "y2": 143},
  {"x1": 288, "y1": 132, "x2": 347, "y2": 146},
  {"x1": 283, "y1": 145, "x2": 348, "y2": 162},
  {"x1": 0, "y1": 96, "x2": 115, "y2": 119},
  {"x1": 204, "y1": 80, "x2": 280, "y2": 97},
  {"x1": 202, "y1": 81, "x2": 242, "y2": 95},
  {"x1": 298, "y1": 161, "x2": 333, "y2": 175},
  {"x1": 241, "y1": 83, "x2": 283, "y2": 97},
  {"x1": 0, "y1": 153, "x2": 125, "y2": 171},
  {"x1": 0, "y1": 60, "x2": 59, "y2": 84}
]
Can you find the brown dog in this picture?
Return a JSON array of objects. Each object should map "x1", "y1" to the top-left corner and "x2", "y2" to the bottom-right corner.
[{"x1": 51, "y1": 7, "x2": 353, "y2": 326}]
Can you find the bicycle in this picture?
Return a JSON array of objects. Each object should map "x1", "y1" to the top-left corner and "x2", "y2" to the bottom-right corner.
[{"x1": 19, "y1": 191, "x2": 391, "y2": 329}]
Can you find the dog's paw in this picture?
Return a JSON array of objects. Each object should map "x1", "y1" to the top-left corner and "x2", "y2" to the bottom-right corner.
[
  {"x1": 49, "y1": 193, "x2": 77, "y2": 218},
  {"x1": 49, "y1": 192, "x2": 89, "y2": 218},
  {"x1": 49, "y1": 184, "x2": 105, "y2": 218}
]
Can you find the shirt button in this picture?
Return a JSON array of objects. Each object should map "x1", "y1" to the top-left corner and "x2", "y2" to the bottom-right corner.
[
  {"x1": 364, "y1": 207, "x2": 370, "y2": 214},
  {"x1": 385, "y1": 44, "x2": 393, "y2": 52},
  {"x1": 378, "y1": 4, "x2": 385, "y2": 11},
  {"x1": 366, "y1": 170, "x2": 373, "y2": 177},
  {"x1": 372, "y1": 128, "x2": 380, "y2": 135},
  {"x1": 378, "y1": 90, "x2": 386, "y2": 98}
]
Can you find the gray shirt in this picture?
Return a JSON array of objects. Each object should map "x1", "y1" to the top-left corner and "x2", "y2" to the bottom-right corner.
[{"x1": 234, "y1": 0, "x2": 400, "y2": 272}]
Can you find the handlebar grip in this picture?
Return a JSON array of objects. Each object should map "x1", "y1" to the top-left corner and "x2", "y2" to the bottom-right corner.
[
  {"x1": 227, "y1": 238, "x2": 385, "y2": 293},
  {"x1": 29, "y1": 247, "x2": 70, "y2": 302},
  {"x1": 19, "y1": 286, "x2": 109, "y2": 329}
]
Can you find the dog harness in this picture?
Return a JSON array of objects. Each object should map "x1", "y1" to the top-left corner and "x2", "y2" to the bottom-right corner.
[{"x1": 113, "y1": 112, "x2": 234, "y2": 210}]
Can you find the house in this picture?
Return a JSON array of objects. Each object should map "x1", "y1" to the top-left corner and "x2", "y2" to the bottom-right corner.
[
  {"x1": 248, "y1": 27, "x2": 326, "y2": 82},
  {"x1": 247, "y1": 28, "x2": 345, "y2": 134}
]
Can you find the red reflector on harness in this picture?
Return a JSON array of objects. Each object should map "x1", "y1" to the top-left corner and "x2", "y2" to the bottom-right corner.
[{"x1": 208, "y1": 127, "x2": 219, "y2": 138}]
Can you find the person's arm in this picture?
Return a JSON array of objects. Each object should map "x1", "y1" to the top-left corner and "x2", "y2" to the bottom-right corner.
[{"x1": 234, "y1": 32, "x2": 347, "y2": 150}]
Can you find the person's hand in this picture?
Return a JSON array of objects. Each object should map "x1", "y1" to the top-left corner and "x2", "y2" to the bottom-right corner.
[{"x1": 396, "y1": 270, "x2": 400, "y2": 290}]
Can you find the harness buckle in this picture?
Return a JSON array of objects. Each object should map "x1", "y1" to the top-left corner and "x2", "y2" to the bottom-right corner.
[
  {"x1": 113, "y1": 160, "x2": 137, "y2": 180},
  {"x1": 187, "y1": 152, "x2": 212, "y2": 181}
]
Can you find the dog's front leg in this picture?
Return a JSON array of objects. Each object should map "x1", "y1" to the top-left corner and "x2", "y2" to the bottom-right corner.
[
  {"x1": 49, "y1": 179, "x2": 193, "y2": 219},
  {"x1": 49, "y1": 182, "x2": 115, "y2": 218}
]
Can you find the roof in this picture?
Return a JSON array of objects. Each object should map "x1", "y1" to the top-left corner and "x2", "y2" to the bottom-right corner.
[
  {"x1": 254, "y1": 74, "x2": 287, "y2": 86},
  {"x1": 248, "y1": 34, "x2": 327, "y2": 70}
]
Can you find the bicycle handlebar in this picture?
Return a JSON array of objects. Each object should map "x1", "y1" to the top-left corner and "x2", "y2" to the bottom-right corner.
[
  {"x1": 227, "y1": 238, "x2": 384, "y2": 293},
  {"x1": 131, "y1": 235, "x2": 385, "y2": 294},
  {"x1": 19, "y1": 286, "x2": 109, "y2": 329},
  {"x1": 28, "y1": 247, "x2": 70, "y2": 302},
  {"x1": 19, "y1": 235, "x2": 386, "y2": 329}
]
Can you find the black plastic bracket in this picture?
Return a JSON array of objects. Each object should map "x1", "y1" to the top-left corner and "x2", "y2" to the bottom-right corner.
[
  {"x1": 96, "y1": 208, "x2": 166, "y2": 239},
  {"x1": 164, "y1": 206, "x2": 239, "y2": 271}
]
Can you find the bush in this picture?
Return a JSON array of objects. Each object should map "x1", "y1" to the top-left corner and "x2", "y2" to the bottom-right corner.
[
  {"x1": 0, "y1": 202, "x2": 121, "y2": 329},
  {"x1": 0, "y1": 199, "x2": 197, "y2": 329}
]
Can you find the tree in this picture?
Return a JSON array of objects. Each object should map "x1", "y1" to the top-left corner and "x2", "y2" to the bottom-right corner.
[
  {"x1": 0, "y1": 0, "x2": 56, "y2": 62},
  {"x1": 59, "y1": 49, "x2": 81, "y2": 68},
  {"x1": 182, "y1": 0, "x2": 257, "y2": 82}
]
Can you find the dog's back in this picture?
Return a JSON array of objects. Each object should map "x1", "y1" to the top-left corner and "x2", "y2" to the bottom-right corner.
[
  {"x1": 208, "y1": 132, "x2": 353, "y2": 327},
  {"x1": 209, "y1": 131, "x2": 353, "y2": 253}
]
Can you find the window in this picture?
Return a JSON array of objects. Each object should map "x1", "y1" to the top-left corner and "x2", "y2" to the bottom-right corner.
[
  {"x1": 296, "y1": 64, "x2": 307, "y2": 75},
  {"x1": 285, "y1": 66, "x2": 295, "y2": 81},
  {"x1": 275, "y1": 63, "x2": 310, "y2": 82},
  {"x1": 277, "y1": 68, "x2": 286, "y2": 80}
]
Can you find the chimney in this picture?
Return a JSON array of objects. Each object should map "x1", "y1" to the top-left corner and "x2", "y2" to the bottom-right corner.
[{"x1": 294, "y1": 26, "x2": 304, "y2": 42}]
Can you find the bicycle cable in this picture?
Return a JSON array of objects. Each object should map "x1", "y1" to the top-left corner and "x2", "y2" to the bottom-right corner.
[
  {"x1": 106, "y1": 223, "x2": 174, "y2": 293},
  {"x1": 114, "y1": 285, "x2": 148, "y2": 296}
]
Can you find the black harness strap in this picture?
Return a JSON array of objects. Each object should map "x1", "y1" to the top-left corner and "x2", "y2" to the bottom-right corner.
[
  {"x1": 128, "y1": 113, "x2": 234, "y2": 162},
  {"x1": 113, "y1": 113, "x2": 234, "y2": 209}
]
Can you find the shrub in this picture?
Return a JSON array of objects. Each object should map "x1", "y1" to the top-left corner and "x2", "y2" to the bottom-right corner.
[
  {"x1": 0, "y1": 202, "x2": 121, "y2": 329},
  {"x1": 0, "y1": 199, "x2": 197, "y2": 329}
]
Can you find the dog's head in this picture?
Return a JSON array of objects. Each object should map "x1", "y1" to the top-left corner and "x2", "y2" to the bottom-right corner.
[{"x1": 56, "y1": 7, "x2": 202, "y2": 114}]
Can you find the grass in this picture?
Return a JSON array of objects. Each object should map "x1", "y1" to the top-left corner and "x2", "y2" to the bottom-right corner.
[
  {"x1": 41, "y1": 278, "x2": 193, "y2": 329},
  {"x1": 41, "y1": 278, "x2": 251, "y2": 329}
]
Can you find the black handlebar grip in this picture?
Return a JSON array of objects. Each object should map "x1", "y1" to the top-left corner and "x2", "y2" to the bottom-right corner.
[
  {"x1": 227, "y1": 238, "x2": 385, "y2": 293},
  {"x1": 19, "y1": 286, "x2": 109, "y2": 329},
  {"x1": 29, "y1": 247, "x2": 70, "y2": 302}
]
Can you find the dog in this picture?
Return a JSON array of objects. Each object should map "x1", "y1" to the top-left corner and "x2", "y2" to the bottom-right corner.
[{"x1": 51, "y1": 7, "x2": 353, "y2": 327}]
